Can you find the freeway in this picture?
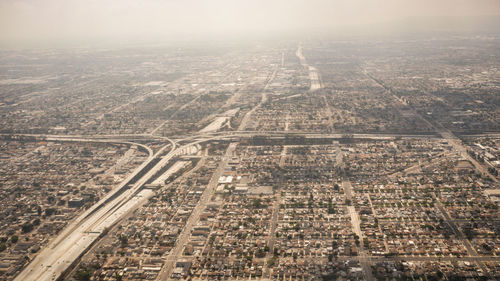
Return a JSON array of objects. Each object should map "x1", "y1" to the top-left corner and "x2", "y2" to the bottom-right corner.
[
  {"x1": 44, "y1": 137, "x2": 154, "y2": 158},
  {"x1": 14, "y1": 139, "x2": 176, "y2": 281},
  {"x1": 199, "y1": 131, "x2": 440, "y2": 139},
  {"x1": 296, "y1": 44, "x2": 323, "y2": 91},
  {"x1": 0, "y1": 132, "x2": 166, "y2": 143},
  {"x1": 363, "y1": 69, "x2": 497, "y2": 277},
  {"x1": 6, "y1": 123, "x2": 496, "y2": 280},
  {"x1": 13, "y1": 133, "x2": 232, "y2": 281},
  {"x1": 363, "y1": 70, "x2": 498, "y2": 183},
  {"x1": 1, "y1": 131, "x2": 441, "y2": 146}
]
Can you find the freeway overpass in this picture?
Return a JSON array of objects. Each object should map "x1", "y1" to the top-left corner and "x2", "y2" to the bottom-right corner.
[
  {"x1": 6, "y1": 128, "x2": 498, "y2": 280},
  {"x1": 14, "y1": 139, "x2": 175, "y2": 281},
  {"x1": 13, "y1": 134, "x2": 228, "y2": 281}
]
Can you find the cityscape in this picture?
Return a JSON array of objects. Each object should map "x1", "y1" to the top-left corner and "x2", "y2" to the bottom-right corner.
[{"x1": 1, "y1": 1, "x2": 500, "y2": 281}]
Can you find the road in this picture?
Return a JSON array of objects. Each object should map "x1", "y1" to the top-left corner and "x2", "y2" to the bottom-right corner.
[
  {"x1": 6, "y1": 47, "x2": 499, "y2": 281},
  {"x1": 157, "y1": 143, "x2": 237, "y2": 280},
  {"x1": 6, "y1": 109, "x2": 496, "y2": 281},
  {"x1": 235, "y1": 57, "x2": 280, "y2": 132},
  {"x1": 150, "y1": 91, "x2": 207, "y2": 136},
  {"x1": 363, "y1": 69, "x2": 495, "y2": 276},
  {"x1": 363, "y1": 70, "x2": 498, "y2": 183},
  {"x1": 263, "y1": 145, "x2": 288, "y2": 278},
  {"x1": 6, "y1": 129, "x2": 496, "y2": 280},
  {"x1": 47, "y1": 137, "x2": 154, "y2": 157},
  {"x1": 16, "y1": 135, "x2": 228, "y2": 281},
  {"x1": 237, "y1": 69, "x2": 276, "y2": 131},
  {"x1": 296, "y1": 44, "x2": 322, "y2": 91},
  {"x1": 2, "y1": 131, "x2": 441, "y2": 146},
  {"x1": 327, "y1": 255, "x2": 500, "y2": 262},
  {"x1": 433, "y1": 193, "x2": 491, "y2": 277},
  {"x1": 15, "y1": 138, "x2": 184, "y2": 281},
  {"x1": 343, "y1": 179, "x2": 375, "y2": 281}
]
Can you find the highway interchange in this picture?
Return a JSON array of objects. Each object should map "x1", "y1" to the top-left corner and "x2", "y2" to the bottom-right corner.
[
  {"x1": 8, "y1": 44, "x2": 500, "y2": 280},
  {"x1": 8, "y1": 126, "x2": 499, "y2": 281}
]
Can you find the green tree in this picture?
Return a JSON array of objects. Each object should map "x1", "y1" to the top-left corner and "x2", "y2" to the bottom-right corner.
[
  {"x1": 252, "y1": 198, "x2": 263, "y2": 209},
  {"x1": 75, "y1": 270, "x2": 91, "y2": 281},
  {"x1": 21, "y1": 222, "x2": 34, "y2": 233},
  {"x1": 119, "y1": 235, "x2": 128, "y2": 247}
]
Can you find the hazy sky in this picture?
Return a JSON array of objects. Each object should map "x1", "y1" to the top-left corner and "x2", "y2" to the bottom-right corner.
[{"x1": 1, "y1": 0, "x2": 500, "y2": 48}]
